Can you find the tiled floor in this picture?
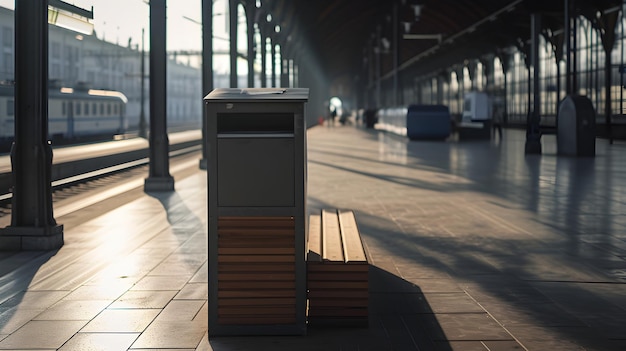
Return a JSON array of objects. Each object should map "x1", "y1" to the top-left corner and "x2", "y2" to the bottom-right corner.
[
  {"x1": 0, "y1": 126, "x2": 625, "y2": 350},
  {"x1": 0, "y1": 157, "x2": 210, "y2": 350}
]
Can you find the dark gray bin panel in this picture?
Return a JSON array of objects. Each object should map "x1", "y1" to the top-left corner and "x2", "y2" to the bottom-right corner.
[
  {"x1": 217, "y1": 137, "x2": 295, "y2": 207},
  {"x1": 558, "y1": 95, "x2": 596, "y2": 157},
  {"x1": 205, "y1": 88, "x2": 309, "y2": 337}
]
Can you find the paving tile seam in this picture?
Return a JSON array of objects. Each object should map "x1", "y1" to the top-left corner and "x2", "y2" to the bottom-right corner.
[{"x1": 460, "y1": 288, "x2": 532, "y2": 351}]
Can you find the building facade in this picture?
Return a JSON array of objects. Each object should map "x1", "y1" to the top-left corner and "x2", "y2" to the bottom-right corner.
[{"x1": 0, "y1": 6, "x2": 202, "y2": 131}]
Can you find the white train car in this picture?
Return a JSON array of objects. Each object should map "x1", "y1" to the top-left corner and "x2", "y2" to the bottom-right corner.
[
  {"x1": 0, "y1": 83, "x2": 127, "y2": 147},
  {"x1": 461, "y1": 91, "x2": 491, "y2": 123}
]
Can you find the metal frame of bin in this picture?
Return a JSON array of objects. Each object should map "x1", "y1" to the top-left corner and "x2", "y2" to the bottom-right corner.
[{"x1": 204, "y1": 88, "x2": 309, "y2": 336}]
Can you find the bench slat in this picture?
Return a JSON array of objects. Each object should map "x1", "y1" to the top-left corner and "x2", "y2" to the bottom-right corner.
[
  {"x1": 307, "y1": 214, "x2": 322, "y2": 262},
  {"x1": 337, "y1": 210, "x2": 367, "y2": 263},
  {"x1": 321, "y1": 209, "x2": 344, "y2": 262}
]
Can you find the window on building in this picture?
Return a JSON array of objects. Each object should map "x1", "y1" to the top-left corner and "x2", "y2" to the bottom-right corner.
[
  {"x1": 7, "y1": 99, "x2": 14, "y2": 116},
  {"x1": 3, "y1": 27, "x2": 12, "y2": 48},
  {"x1": 3, "y1": 52, "x2": 13, "y2": 76},
  {"x1": 84, "y1": 102, "x2": 89, "y2": 115},
  {"x1": 51, "y1": 63, "x2": 60, "y2": 79},
  {"x1": 51, "y1": 42, "x2": 60, "y2": 58},
  {"x1": 76, "y1": 102, "x2": 81, "y2": 115}
]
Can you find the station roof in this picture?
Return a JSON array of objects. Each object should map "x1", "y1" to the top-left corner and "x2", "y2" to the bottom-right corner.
[{"x1": 262, "y1": 0, "x2": 623, "y2": 91}]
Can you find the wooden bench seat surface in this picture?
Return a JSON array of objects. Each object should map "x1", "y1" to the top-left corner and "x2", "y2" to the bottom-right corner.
[{"x1": 307, "y1": 209, "x2": 368, "y2": 264}]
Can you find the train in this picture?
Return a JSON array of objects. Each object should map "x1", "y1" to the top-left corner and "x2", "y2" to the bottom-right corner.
[{"x1": 0, "y1": 82, "x2": 128, "y2": 148}]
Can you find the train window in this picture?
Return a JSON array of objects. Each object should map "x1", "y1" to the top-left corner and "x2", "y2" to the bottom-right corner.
[
  {"x1": 114, "y1": 104, "x2": 118, "y2": 114},
  {"x1": 76, "y1": 102, "x2": 81, "y2": 115},
  {"x1": 93, "y1": 103, "x2": 97, "y2": 115},
  {"x1": 107, "y1": 104, "x2": 111, "y2": 115},
  {"x1": 7, "y1": 99, "x2": 14, "y2": 116},
  {"x1": 62, "y1": 101, "x2": 66, "y2": 116},
  {"x1": 84, "y1": 102, "x2": 89, "y2": 115},
  {"x1": 463, "y1": 99, "x2": 471, "y2": 112},
  {"x1": 100, "y1": 103, "x2": 104, "y2": 115}
]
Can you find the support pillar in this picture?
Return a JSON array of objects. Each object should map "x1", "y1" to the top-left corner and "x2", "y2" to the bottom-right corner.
[
  {"x1": 229, "y1": 0, "x2": 238, "y2": 88},
  {"x1": 525, "y1": 12, "x2": 542, "y2": 154},
  {"x1": 392, "y1": 1, "x2": 399, "y2": 106},
  {"x1": 599, "y1": 11, "x2": 618, "y2": 144},
  {"x1": 281, "y1": 57, "x2": 290, "y2": 87},
  {"x1": 145, "y1": 0, "x2": 174, "y2": 191},
  {"x1": 260, "y1": 32, "x2": 267, "y2": 87},
  {"x1": 200, "y1": 0, "x2": 213, "y2": 170},
  {"x1": 0, "y1": 0, "x2": 63, "y2": 250},
  {"x1": 375, "y1": 25, "x2": 382, "y2": 107},
  {"x1": 565, "y1": 0, "x2": 578, "y2": 95},
  {"x1": 246, "y1": 0, "x2": 255, "y2": 88},
  {"x1": 271, "y1": 40, "x2": 277, "y2": 88},
  {"x1": 139, "y1": 29, "x2": 147, "y2": 138}
]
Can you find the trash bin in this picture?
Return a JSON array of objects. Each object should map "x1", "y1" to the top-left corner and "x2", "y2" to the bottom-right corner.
[
  {"x1": 406, "y1": 104, "x2": 451, "y2": 140},
  {"x1": 557, "y1": 95, "x2": 596, "y2": 157},
  {"x1": 204, "y1": 88, "x2": 309, "y2": 336}
]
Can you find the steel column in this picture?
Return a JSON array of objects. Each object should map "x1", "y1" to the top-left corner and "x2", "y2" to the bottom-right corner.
[
  {"x1": 229, "y1": 0, "x2": 238, "y2": 88},
  {"x1": 0, "y1": 0, "x2": 63, "y2": 250},
  {"x1": 281, "y1": 57, "x2": 290, "y2": 87},
  {"x1": 200, "y1": 0, "x2": 213, "y2": 170},
  {"x1": 139, "y1": 29, "x2": 147, "y2": 138},
  {"x1": 145, "y1": 0, "x2": 174, "y2": 191},
  {"x1": 261, "y1": 31, "x2": 267, "y2": 87},
  {"x1": 271, "y1": 39, "x2": 277, "y2": 88},
  {"x1": 525, "y1": 12, "x2": 542, "y2": 154},
  {"x1": 246, "y1": 1, "x2": 255, "y2": 88}
]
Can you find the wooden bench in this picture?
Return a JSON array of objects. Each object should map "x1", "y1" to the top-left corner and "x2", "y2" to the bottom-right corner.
[{"x1": 306, "y1": 209, "x2": 369, "y2": 326}]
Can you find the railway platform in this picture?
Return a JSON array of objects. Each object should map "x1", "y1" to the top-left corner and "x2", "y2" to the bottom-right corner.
[{"x1": 1, "y1": 125, "x2": 625, "y2": 350}]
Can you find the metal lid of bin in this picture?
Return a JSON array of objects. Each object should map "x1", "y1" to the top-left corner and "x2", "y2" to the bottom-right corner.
[{"x1": 204, "y1": 88, "x2": 309, "y2": 102}]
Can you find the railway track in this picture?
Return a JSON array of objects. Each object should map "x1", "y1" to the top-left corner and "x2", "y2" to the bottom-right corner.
[{"x1": 0, "y1": 132, "x2": 203, "y2": 218}]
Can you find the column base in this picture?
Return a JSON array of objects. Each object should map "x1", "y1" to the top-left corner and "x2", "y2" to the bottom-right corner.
[
  {"x1": 199, "y1": 158, "x2": 207, "y2": 170},
  {"x1": 0, "y1": 224, "x2": 64, "y2": 251},
  {"x1": 525, "y1": 138, "x2": 542, "y2": 155},
  {"x1": 144, "y1": 176, "x2": 175, "y2": 192}
]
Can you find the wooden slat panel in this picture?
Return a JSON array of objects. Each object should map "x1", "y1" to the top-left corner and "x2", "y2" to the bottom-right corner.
[
  {"x1": 217, "y1": 255, "x2": 295, "y2": 263},
  {"x1": 218, "y1": 297, "x2": 296, "y2": 306},
  {"x1": 219, "y1": 263, "x2": 294, "y2": 272},
  {"x1": 307, "y1": 214, "x2": 322, "y2": 262},
  {"x1": 307, "y1": 272, "x2": 368, "y2": 281},
  {"x1": 307, "y1": 263, "x2": 368, "y2": 272},
  {"x1": 216, "y1": 215, "x2": 300, "y2": 327},
  {"x1": 338, "y1": 210, "x2": 367, "y2": 263},
  {"x1": 307, "y1": 281, "x2": 368, "y2": 289},
  {"x1": 308, "y1": 299, "x2": 368, "y2": 307},
  {"x1": 307, "y1": 290, "x2": 369, "y2": 299},
  {"x1": 218, "y1": 273, "x2": 296, "y2": 281},
  {"x1": 219, "y1": 306, "x2": 296, "y2": 315},
  {"x1": 218, "y1": 239, "x2": 294, "y2": 249},
  {"x1": 308, "y1": 309, "x2": 368, "y2": 317},
  {"x1": 219, "y1": 289, "x2": 296, "y2": 298},
  {"x1": 218, "y1": 247, "x2": 295, "y2": 255},
  {"x1": 219, "y1": 281, "x2": 296, "y2": 289},
  {"x1": 321, "y1": 209, "x2": 344, "y2": 262},
  {"x1": 218, "y1": 228, "x2": 295, "y2": 236},
  {"x1": 218, "y1": 316, "x2": 296, "y2": 325}
]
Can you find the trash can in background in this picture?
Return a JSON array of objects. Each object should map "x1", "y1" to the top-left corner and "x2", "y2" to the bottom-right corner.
[
  {"x1": 204, "y1": 88, "x2": 309, "y2": 336},
  {"x1": 406, "y1": 104, "x2": 451, "y2": 140},
  {"x1": 557, "y1": 95, "x2": 596, "y2": 157}
]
